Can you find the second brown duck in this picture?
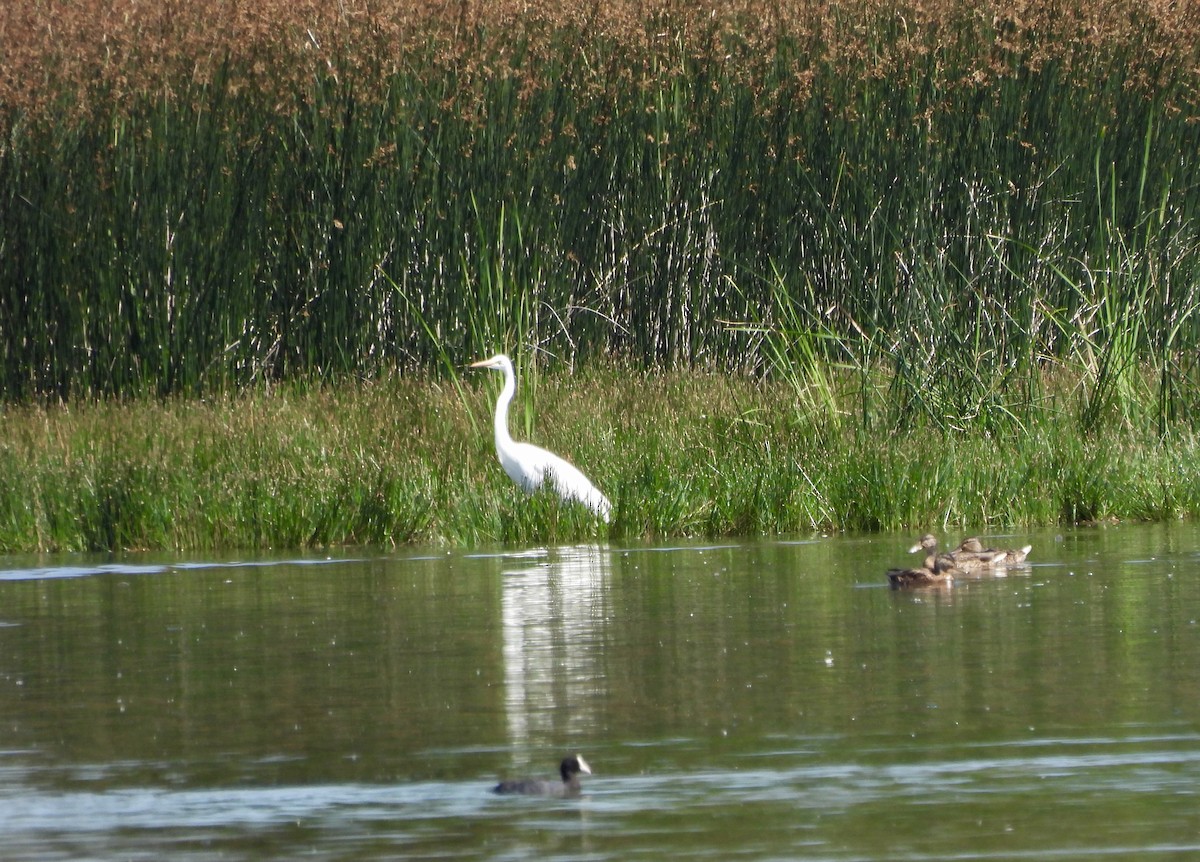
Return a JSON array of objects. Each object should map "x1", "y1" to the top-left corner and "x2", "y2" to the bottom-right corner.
[
  {"x1": 954, "y1": 536, "x2": 1033, "y2": 566},
  {"x1": 909, "y1": 533, "x2": 1006, "y2": 574}
]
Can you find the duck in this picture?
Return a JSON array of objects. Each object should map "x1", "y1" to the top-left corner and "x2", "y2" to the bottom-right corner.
[
  {"x1": 887, "y1": 565, "x2": 956, "y2": 588},
  {"x1": 954, "y1": 536, "x2": 1033, "y2": 566},
  {"x1": 887, "y1": 553, "x2": 957, "y2": 588},
  {"x1": 910, "y1": 533, "x2": 1006, "y2": 573},
  {"x1": 493, "y1": 754, "x2": 592, "y2": 797}
]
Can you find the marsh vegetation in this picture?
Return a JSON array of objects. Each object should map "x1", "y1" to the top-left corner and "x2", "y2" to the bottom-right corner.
[
  {"x1": 3, "y1": 370, "x2": 1200, "y2": 551},
  {"x1": 1, "y1": 1, "x2": 1198, "y2": 549}
]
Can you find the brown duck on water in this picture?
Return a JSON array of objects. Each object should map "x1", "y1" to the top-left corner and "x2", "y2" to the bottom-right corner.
[
  {"x1": 887, "y1": 535, "x2": 960, "y2": 588},
  {"x1": 909, "y1": 533, "x2": 1007, "y2": 574},
  {"x1": 954, "y1": 536, "x2": 1033, "y2": 566}
]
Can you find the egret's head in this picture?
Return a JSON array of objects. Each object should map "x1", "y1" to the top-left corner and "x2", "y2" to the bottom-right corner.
[{"x1": 469, "y1": 354, "x2": 511, "y2": 372}]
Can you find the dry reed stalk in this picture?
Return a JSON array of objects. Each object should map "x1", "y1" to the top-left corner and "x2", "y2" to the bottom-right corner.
[{"x1": 2, "y1": 0, "x2": 1196, "y2": 126}]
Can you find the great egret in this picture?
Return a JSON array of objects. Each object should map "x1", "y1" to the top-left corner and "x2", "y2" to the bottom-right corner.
[
  {"x1": 469, "y1": 353, "x2": 612, "y2": 522},
  {"x1": 493, "y1": 754, "x2": 592, "y2": 796}
]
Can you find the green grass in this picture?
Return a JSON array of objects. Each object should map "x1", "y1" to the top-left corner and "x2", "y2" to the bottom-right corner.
[{"x1": 2, "y1": 366, "x2": 1199, "y2": 553}]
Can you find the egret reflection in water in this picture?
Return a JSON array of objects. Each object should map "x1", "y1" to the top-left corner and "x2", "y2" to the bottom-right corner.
[{"x1": 500, "y1": 544, "x2": 611, "y2": 747}]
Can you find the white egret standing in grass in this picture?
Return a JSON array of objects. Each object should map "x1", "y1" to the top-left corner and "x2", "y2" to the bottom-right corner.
[{"x1": 469, "y1": 353, "x2": 612, "y2": 522}]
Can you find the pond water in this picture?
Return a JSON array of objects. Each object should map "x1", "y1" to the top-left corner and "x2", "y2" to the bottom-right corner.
[{"x1": 1, "y1": 524, "x2": 1199, "y2": 860}]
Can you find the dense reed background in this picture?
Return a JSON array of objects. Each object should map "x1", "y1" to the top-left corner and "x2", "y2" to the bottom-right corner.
[
  {"x1": 2, "y1": 2, "x2": 1198, "y2": 422},
  {"x1": 2, "y1": 1, "x2": 1200, "y2": 550}
]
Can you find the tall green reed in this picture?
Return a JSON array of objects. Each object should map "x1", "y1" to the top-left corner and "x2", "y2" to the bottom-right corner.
[{"x1": 1, "y1": 15, "x2": 1198, "y2": 441}]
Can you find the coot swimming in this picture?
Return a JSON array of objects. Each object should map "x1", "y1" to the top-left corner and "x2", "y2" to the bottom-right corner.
[{"x1": 493, "y1": 754, "x2": 592, "y2": 796}]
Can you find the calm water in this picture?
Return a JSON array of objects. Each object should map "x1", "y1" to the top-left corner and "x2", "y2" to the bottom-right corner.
[{"x1": 1, "y1": 524, "x2": 1199, "y2": 860}]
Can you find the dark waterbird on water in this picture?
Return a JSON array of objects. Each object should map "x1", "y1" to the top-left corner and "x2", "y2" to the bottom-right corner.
[{"x1": 493, "y1": 754, "x2": 592, "y2": 797}]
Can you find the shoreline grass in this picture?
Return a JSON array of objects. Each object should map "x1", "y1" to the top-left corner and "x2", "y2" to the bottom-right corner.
[{"x1": 2, "y1": 365, "x2": 1199, "y2": 554}]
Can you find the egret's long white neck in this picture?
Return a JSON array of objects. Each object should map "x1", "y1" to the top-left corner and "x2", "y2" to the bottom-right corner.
[{"x1": 493, "y1": 358, "x2": 517, "y2": 452}]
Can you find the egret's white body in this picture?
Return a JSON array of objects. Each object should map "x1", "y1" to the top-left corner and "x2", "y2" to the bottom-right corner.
[{"x1": 469, "y1": 354, "x2": 612, "y2": 522}]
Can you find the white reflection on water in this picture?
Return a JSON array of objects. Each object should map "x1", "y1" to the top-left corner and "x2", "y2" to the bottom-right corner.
[
  {"x1": 0, "y1": 779, "x2": 489, "y2": 832},
  {"x1": 0, "y1": 562, "x2": 169, "y2": 581},
  {"x1": 500, "y1": 545, "x2": 611, "y2": 746},
  {"x1": 0, "y1": 555, "x2": 364, "y2": 582}
]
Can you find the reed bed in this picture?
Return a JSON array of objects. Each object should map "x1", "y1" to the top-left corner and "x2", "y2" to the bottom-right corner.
[
  {"x1": 1, "y1": 2, "x2": 1199, "y2": 432},
  {"x1": 2, "y1": 369, "x2": 1200, "y2": 553}
]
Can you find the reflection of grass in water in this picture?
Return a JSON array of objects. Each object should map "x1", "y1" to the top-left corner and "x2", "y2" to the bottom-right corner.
[{"x1": 2, "y1": 367, "x2": 1200, "y2": 552}]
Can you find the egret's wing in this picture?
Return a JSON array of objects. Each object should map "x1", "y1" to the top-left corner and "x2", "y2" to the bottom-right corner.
[
  {"x1": 544, "y1": 455, "x2": 612, "y2": 522},
  {"x1": 505, "y1": 442, "x2": 611, "y2": 521}
]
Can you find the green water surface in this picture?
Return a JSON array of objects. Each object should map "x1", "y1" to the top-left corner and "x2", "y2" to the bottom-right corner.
[{"x1": 1, "y1": 524, "x2": 1198, "y2": 860}]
